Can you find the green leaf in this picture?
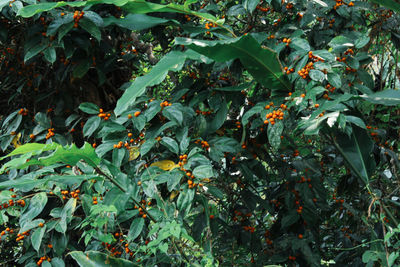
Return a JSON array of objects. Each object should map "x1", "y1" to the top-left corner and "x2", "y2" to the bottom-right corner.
[
  {"x1": 121, "y1": 0, "x2": 218, "y2": 22},
  {"x1": 69, "y1": 251, "x2": 138, "y2": 267},
  {"x1": 176, "y1": 35, "x2": 291, "y2": 95},
  {"x1": 73, "y1": 59, "x2": 92, "y2": 79},
  {"x1": 79, "y1": 103, "x2": 99, "y2": 115},
  {"x1": 327, "y1": 72, "x2": 342, "y2": 88},
  {"x1": 114, "y1": 50, "x2": 207, "y2": 116},
  {"x1": 163, "y1": 104, "x2": 183, "y2": 125},
  {"x1": 31, "y1": 225, "x2": 46, "y2": 252},
  {"x1": 43, "y1": 47, "x2": 56, "y2": 64},
  {"x1": 207, "y1": 100, "x2": 228, "y2": 133},
  {"x1": 290, "y1": 37, "x2": 310, "y2": 52},
  {"x1": 309, "y1": 69, "x2": 325, "y2": 82},
  {"x1": 268, "y1": 120, "x2": 284, "y2": 149},
  {"x1": 59, "y1": 198, "x2": 77, "y2": 233},
  {"x1": 0, "y1": 174, "x2": 101, "y2": 191},
  {"x1": 24, "y1": 42, "x2": 48, "y2": 62},
  {"x1": 345, "y1": 116, "x2": 366, "y2": 129},
  {"x1": 83, "y1": 116, "x2": 101, "y2": 137},
  {"x1": 103, "y1": 14, "x2": 172, "y2": 31},
  {"x1": 128, "y1": 218, "x2": 144, "y2": 241},
  {"x1": 281, "y1": 210, "x2": 300, "y2": 228},
  {"x1": 360, "y1": 90, "x2": 400, "y2": 106},
  {"x1": 334, "y1": 126, "x2": 375, "y2": 184},
  {"x1": 369, "y1": 0, "x2": 400, "y2": 12},
  {"x1": 243, "y1": 0, "x2": 259, "y2": 13},
  {"x1": 20, "y1": 192, "x2": 48, "y2": 222},
  {"x1": 177, "y1": 187, "x2": 194, "y2": 216},
  {"x1": 193, "y1": 165, "x2": 213, "y2": 178},
  {"x1": 242, "y1": 103, "x2": 265, "y2": 126},
  {"x1": 17, "y1": 1, "x2": 86, "y2": 18},
  {"x1": 79, "y1": 18, "x2": 101, "y2": 41},
  {"x1": 140, "y1": 138, "x2": 157, "y2": 156},
  {"x1": 161, "y1": 137, "x2": 179, "y2": 154}
]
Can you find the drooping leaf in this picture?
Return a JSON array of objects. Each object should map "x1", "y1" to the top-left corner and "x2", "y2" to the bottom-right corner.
[
  {"x1": 69, "y1": 251, "x2": 138, "y2": 267},
  {"x1": 114, "y1": 50, "x2": 209, "y2": 116},
  {"x1": 150, "y1": 160, "x2": 179, "y2": 171},
  {"x1": 175, "y1": 35, "x2": 291, "y2": 95}
]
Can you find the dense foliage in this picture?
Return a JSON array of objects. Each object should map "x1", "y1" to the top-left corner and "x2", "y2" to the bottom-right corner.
[{"x1": 1, "y1": 0, "x2": 400, "y2": 266}]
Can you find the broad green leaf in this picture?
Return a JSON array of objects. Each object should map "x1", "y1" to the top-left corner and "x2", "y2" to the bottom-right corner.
[
  {"x1": 360, "y1": 90, "x2": 400, "y2": 106},
  {"x1": 242, "y1": 103, "x2": 265, "y2": 126},
  {"x1": 193, "y1": 165, "x2": 213, "y2": 178},
  {"x1": 268, "y1": 120, "x2": 284, "y2": 149},
  {"x1": 79, "y1": 18, "x2": 101, "y2": 41},
  {"x1": 83, "y1": 116, "x2": 101, "y2": 137},
  {"x1": 281, "y1": 210, "x2": 300, "y2": 228},
  {"x1": 31, "y1": 225, "x2": 46, "y2": 252},
  {"x1": 207, "y1": 100, "x2": 228, "y2": 134},
  {"x1": 114, "y1": 50, "x2": 208, "y2": 116},
  {"x1": 163, "y1": 104, "x2": 183, "y2": 125},
  {"x1": 103, "y1": 14, "x2": 172, "y2": 31},
  {"x1": 43, "y1": 47, "x2": 56, "y2": 64},
  {"x1": 59, "y1": 198, "x2": 77, "y2": 233},
  {"x1": 69, "y1": 251, "x2": 138, "y2": 267},
  {"x1": 128, "y1": 218, "x2": 144, "y2": 241},
  {"x1": 176, "y1": 35, "x2": 291, "y2": 95},
  {"x1": 0, "y1": 174, "x2": 101, "y2": 191},
  {"x1": 161, "y1": 137, "x2": 179, "y2": 154},
  {"x1": 18, "y1": 2, "x2": 86, "y2": 17},
  {"x1": 334, "y1": 126, "x2": 375, "y2": 184},
  {"x1": 369, "y1": 0, "x2": 400, "y2": 12},
  {"x1": 20, "y1": 192, "x2": 48, "y2": 223},
  {"x1": 0, "y1": 142, "x2": 58, "y2": 160},
  {"x1": 79, "y1": 102, "x2": 100, "y2": 115}
]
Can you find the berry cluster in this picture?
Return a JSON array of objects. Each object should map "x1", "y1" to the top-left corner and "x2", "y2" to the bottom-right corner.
[
  {"x1": 160, "y1": 101, "x2": 171, "y2": 108},
  {"x1": 0, "y1": 227, "x2": 14, "y2": 242},
  {"x1": 73, "y1": 11, "x2": 84, "y2": 28},
  {"x1": 134, "y1": 199, "x2": 151, "y2": 219},
  {"x1": 264, "y1": 103, "x2": 286, "y2": 125},
  {"x1": 60, "y1": 189, "x2": 80, "y2": 200},
  {"x1": 36, "y1": 255, "x2": 51, "y2": 266},
  {"x1": 98, "y1": 109, "x2": 111, "y2": 120},
  {"x1": 256, "y1": 5, "x2": 270, "y2": 12},
  {"x1": 45, "y1": 128, "x2": 55, "y2": 139},
  {"x1": 18, "y1": 108, "x2": 28, "y2": 115},
  {"x1": 282, "y1": 37, "x2": 291, "y2": 46},
  {"x1": 297, "y1": 62, "x2": 314, "y2": 79},
  {"x1": 16, "y1": 229, "x2": 30, "y2": 242},
  {"x1": 284, "y1": 66, "x2": 294, "y2": 75}
]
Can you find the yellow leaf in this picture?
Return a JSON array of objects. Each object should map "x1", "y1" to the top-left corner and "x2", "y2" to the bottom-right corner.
[
  {"x1": 150, "y1": 160, "x2": 179, "y2": 171},
  {"x1": 128, "y1": 146, "x2": 140, "y2": 161},
  {"x1": 11, "y1": 133, "x2": 22, "y2": 148},
  {"x1": 169, "y1": 190, "x2": 180, "y2": 201}
]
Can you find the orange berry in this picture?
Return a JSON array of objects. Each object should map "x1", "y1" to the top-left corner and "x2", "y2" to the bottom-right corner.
[
  {"x1": 128, "y1": 114, "x2": 132, "y2": 119},
  {"x1": 134, "y1": 111, "x2": 141, "y2": 117}
]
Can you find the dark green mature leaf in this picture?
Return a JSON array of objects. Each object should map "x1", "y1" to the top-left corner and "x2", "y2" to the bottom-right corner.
[
  {"x1": 193, "y1": 165, "x2": 213, "y2": 178},
  {"x1": 334, "y1": 126, "x2": 375, "y2": 184},
  {"x1": 207, "y1": 100, "x2": 228, "y2": 133},
  {"x1": 79, "y1": 18, "x2": 101, "y2": 41},
  {"x1": 79, "y1": 102, "x2": 100, "y2": 114},
  {"x1": 128, "y1": 218, "x2": 144, "y2": 241},
  {"x1": 242, "y1": 103, "x2": 265, "y2": 126},
  {"x1": 0, "y1": 174, "x2": 101, "y2": 191},
  {"x1": 83, "y1": 116, "x2": 101, "y2": 137},
  {"x1": 360, "y1": 90, "x2": 400, "y2": 106},
  {"x1": 31, "y1": 225, "x2": 46, "y2": 252},
  {"x1": 176, "y1": 35, "x2": 291, "y2": 95},
  {"x1": 69, "y1": 251, "x2": 138, "y2": 267},
  {"x1": 268, "y1": 120, "x2": 284, "y2": 149},
  {"x1": 114, "y1": 50, "x2": 208, "y2": 116},
  {"x1": 20, "y1": 192, "x2": 47, "y2": 222},
  {"x1": 369, "y1": 0, "x2": 400, "y2": 12},
  {"x1": 161, "y1": 137, "x2": 179, "y2": 154},
  {"x1": 103, "y1": 14, "x2": 173, "y2": 31},
  {"x1": 18, "y1": 1, "x2": 86, "y2": 17}
]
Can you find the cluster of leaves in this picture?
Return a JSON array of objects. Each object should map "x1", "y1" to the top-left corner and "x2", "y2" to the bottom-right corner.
[{"x1": 1, "y1": 0, "x2": 400, "y2": 266}]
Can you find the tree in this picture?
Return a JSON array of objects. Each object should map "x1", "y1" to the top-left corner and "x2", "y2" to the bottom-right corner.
[{"x1": 0, "y1": 0, "x2": 400, "y2": 266}]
